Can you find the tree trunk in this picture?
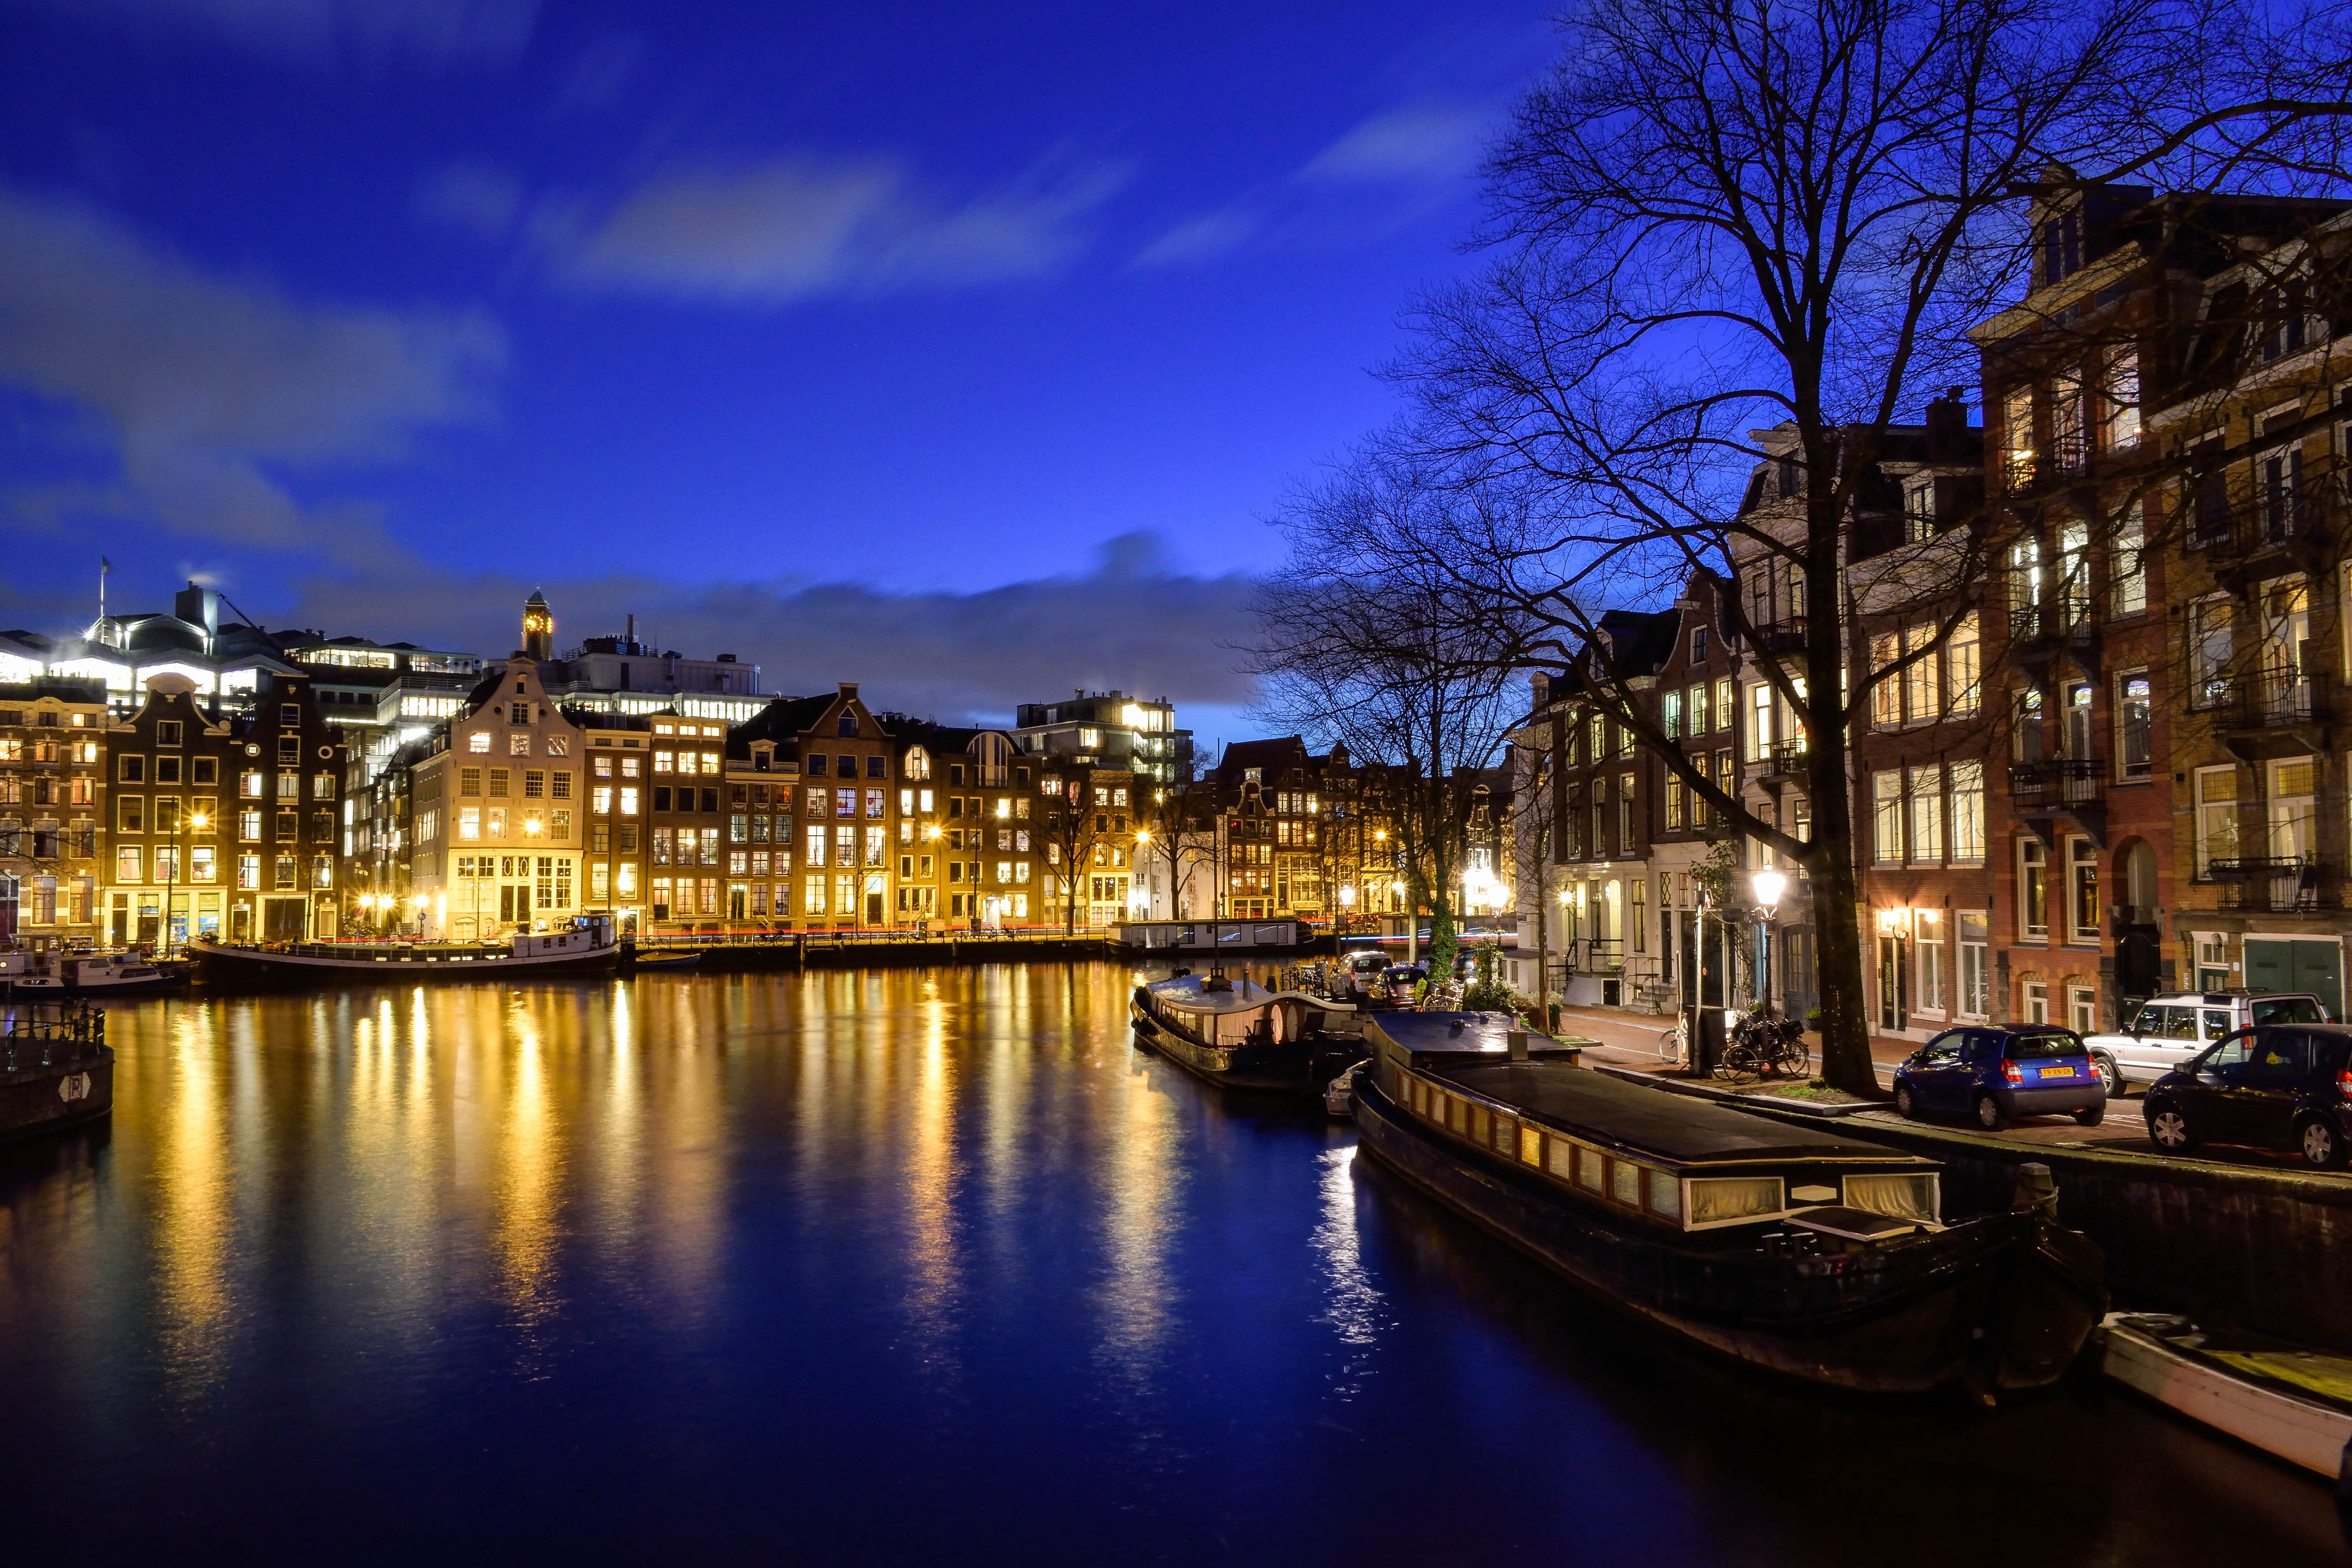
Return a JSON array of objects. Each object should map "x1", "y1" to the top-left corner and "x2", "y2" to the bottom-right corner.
[
  {"x1": 1532, "y1": 872, "x2": 1549, "y2": 1031},
  {"x1": 1806, "y1": 751, "x2": 1875, "y2": 1094}
]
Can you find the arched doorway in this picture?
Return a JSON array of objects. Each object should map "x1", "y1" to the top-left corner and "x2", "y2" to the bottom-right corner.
[{"x1": 2116, "y1": 838, "x2": 2162, "y2": 1007}]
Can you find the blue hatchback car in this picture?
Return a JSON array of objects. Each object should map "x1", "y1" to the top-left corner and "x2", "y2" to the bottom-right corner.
[{"x1": 1893, "y1": 1025, "x2": 2107, "y2": 1131}]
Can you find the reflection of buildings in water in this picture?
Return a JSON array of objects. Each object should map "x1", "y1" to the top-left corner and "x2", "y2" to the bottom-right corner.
[
  {"x1": 490, "y1": 1004, "x2": 562, "y2": 1335},
  {"x1": 899, "y1": 1002, "x2": 962, "y2": 1376},
  {"x1": 1093, "y1": 1027, "x2": 1183, "y2": 1385},
  {"x1": 152, "y1": 1007, "x2": 233, "y2": 1396},
  {"x1": 641, "y1": 982, "x2": 723, "y2": 1321},
  {"x1": 1313, "y1": 1145, "x2": 1388, "y2": 1400}
]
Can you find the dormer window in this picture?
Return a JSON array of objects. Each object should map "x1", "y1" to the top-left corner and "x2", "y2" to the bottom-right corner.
[
  {"x1": 1691, "y1": 627, "x2": 1708, "y2": 664},
  {"x1": 2039, "y1": 211, "x2": 2082, "y2": 287},
  {"x1": 838, "y1": 714, "x2": 857, "y2": 738},
  {"x1": 1904, "y1": 482, "x2": 1935, "y2": 542}
]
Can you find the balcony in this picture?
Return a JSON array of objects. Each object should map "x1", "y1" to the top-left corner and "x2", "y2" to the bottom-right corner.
[
  {"x1": 1761, "y1": 740, "x2": 1809, "y2": 779},
  {"x1": 2207, "y1": 855, "x2": 2328, "y2": 914},
  {"x1": 2010, "y1": 759, "x2": 2105, "y2": 846},
  {"x1": 2209, "y1": 671, "x2": 2332, "y2": 759},
  {"x1": 2195, "y1": 493, "x2": 2329, "y2": 567},
  {"x1": 1749, "y1": 617, "x2": 1809, "y2": 659}
]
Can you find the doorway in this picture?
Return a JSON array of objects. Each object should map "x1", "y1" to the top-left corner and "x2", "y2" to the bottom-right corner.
[{"x1": 1877, "y1": 933, "x2": 1909, "y2": 1030}]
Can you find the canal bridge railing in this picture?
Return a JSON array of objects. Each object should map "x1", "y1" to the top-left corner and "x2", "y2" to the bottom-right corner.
[{"x1": 2, "y1": 1000, "x2": 108, "y2": 1071}]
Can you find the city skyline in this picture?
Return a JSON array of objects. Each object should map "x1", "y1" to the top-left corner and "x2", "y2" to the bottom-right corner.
[{"x1": 0, "y1": 0, "x2": 1555, "y2": 733}]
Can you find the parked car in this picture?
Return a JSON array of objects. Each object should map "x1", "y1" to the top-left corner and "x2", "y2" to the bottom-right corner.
[
  {"x1": 1383, "y1": 964, "x2": 1427, "y2": 1004},
  {"x1": 1893, "y1": 1025, "x2": 2107, "y2": 1131},
  {"x1": 2143, "y1": 1024, "x2": 2352, "y2": 1167},
  {"x1": 1340, "y1": 951, "x2": 1389, "y2": 999},
  {"x1": 2079, "y1": 991, "x2": 2332, "y2": 1096}
]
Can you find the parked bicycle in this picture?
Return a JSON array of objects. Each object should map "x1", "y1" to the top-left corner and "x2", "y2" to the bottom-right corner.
[
  {"x1": 1654, "y1": 1014, "x2": 1690, "y2": 1069},
  {"x1": 1716, "y1": 1004, "x2": 1811, "y2": 1080}
]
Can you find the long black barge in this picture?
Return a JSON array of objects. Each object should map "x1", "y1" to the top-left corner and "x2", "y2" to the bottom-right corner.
[{"x1": 1353, "y1": 1012, "x2": 2104, "y2": 1398}]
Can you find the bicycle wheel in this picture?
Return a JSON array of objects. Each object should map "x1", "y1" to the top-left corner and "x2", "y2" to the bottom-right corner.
[
  {"x1": 1656, "y1": 1025, "x2": 1682, "y2": 1061},
  {"x1": 1780, "y1": 1036, "x2": 1812, "y2": 1078},
  {"x1": 1717, "y1": 1044, "x2": 1757, "y2": 1079}
]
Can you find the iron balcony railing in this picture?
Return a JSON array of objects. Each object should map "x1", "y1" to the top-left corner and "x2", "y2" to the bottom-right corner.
[
  {"x1": 2206, "y1": 855, "x2": 2327, "y2": 913},
  {"x1": 2009, "y1": 759, "x2": 2105, "y2": 808},
  {"x1": 2192, "y1": 491, "x2": 2331, "y2": 559},
  {"x1": 1764, "y1": 740, "x2": 1809, "y2": 777},
  {"x1": 1749, "y1": 618, "x2": 1809, "y2": 657},
  {"x1": 2213, "y1": 670, "x2": 2332, "y2": 729}
]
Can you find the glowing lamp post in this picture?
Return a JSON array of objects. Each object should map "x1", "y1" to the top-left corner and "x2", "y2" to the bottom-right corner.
[{"x1": 1751, "y1": 869, "x2": 1786, "y2": 1017}]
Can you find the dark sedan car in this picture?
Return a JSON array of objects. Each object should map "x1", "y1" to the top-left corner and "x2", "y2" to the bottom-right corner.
[
  {"x1": 2143, "y1": 1025, "x2": 2352, "y2": 1167},
  {"x1": 1893, "y1": 1025, "x2": 2106, "y2": 1131}
]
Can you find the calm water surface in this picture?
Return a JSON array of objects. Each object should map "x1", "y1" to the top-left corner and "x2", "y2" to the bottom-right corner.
[{"x1": 1, "y1": 964, "x2": 2341, "y2": 1564}]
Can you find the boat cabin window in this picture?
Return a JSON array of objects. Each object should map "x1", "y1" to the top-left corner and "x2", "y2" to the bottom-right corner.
[
  {"x1": 1842, "y1": 1173, "x2": 1939, "y2": 1223},
  {"x1": 1546, "y1": 1139, "x2": 1576, "y2": 1182},
  {"x1": 1687, "y1": 1176, "x2": 1786, "y2": 1225},
  {"x1": 1575, "y1": 1146, "x2": 1604, "y2": 1193},
  {"x1": 1610, "y1": 1160, "x2": 1641, "y2": 1207}
]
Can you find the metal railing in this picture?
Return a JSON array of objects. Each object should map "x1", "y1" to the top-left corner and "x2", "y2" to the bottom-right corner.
[
  {"x1": 1, "y1": 999, "x2": 107, "y2": 1070},
  {"x1": 1762, "y1": 740, "x2": 1808, "y2": 777},
  {"x1": 2214, "y1": 671, "x2": 2332, "y2": 729},
  {"x1": 2009, "y1": 758, "x2": 2105, "y2": 808},
  {"x1": 1749, "y1": 618, "x2": 1808, "y2": 656},
  {"x1": 2206, "y1": 855, "x2": 2327, "y2": 913}
]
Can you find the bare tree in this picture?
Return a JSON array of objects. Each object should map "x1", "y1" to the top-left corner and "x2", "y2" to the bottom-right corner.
[
  {"x1": 1034, "y1": 764, "x2": 1129, "y2": 934},
  {"x1": 1320, "y1": 0, "x2": 2350, "y2": 1091},
  {"x1": 1138, "y1": 779, "x2": 1216, "y2": 920},
  {"x1": 1249, "y1": 473, "x2": 1529, "y2": 977}
]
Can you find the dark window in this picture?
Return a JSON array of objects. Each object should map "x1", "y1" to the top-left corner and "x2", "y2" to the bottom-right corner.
[
  {"x1": 2005, "y1": 1030, "x2": 2083, "y2": 1060},
  {"x1": 838, "y1": 714, "x2": 858, "y2": 738},
  {"x1": 701, "y1": 789, "x2": 719, "y2": 813},
  {"x1": 281, "y1": 705, "x2": 299, "y2": 725},
  {"x1": 2251, "y1": 996, "x2": 2325, "y2": 1025},
  {"x1": 866, "y1": 755, "x2": 886, "y2": 779},
  {"x1": 653, "y1": 786, "x2": 671, "y2": 812},
  {"x1": 2247, "y1": 1032, "x2": 2311, "y2": 1080},
  {"x1": 808, "y1": 754, "x2": 828, "y2": 777}
]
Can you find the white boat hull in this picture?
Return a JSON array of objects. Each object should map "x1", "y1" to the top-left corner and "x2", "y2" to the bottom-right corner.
[{"x1": 2099, "y1": 1314, "x2": 2352, "y2": 1479}]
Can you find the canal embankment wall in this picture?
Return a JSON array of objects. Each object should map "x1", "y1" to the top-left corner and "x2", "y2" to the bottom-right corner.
[{"x1": 1596, "y1": 1066, "x2": 2352, "y2": 1354}]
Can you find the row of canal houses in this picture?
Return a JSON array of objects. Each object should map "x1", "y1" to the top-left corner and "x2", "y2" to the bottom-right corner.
[{"x1": 1514, "y1": 176, "x2": 2352, "y2": 1050}]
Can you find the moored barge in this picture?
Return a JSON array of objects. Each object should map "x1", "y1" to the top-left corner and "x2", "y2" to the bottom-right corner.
[
  {"x1": 0, "y1": 1000, "x2": 112, "y2": 1143},
  {"x1": 1131, "y1": 969, "x2": 1362, "y2": 1093},
  {"x1": 1354, "y1": 1012, "x2": 2104, "y2": 1397},
  {"x1": 191, "y1": 915, "x2": 621, "y2": 987}
]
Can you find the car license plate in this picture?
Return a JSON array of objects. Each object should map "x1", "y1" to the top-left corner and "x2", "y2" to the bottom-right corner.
[{"x1": 2040, "y1": 1065, "x2": 2075, "y2": 1080}]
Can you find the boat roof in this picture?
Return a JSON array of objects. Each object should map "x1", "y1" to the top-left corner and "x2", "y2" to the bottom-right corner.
[
  {"x1": 1370, "y1": 1014, "x2": 1926, "y2": 1168},
  {"x1": 1146, "y1": 973, "x2": 1347, "y2": 1015}
]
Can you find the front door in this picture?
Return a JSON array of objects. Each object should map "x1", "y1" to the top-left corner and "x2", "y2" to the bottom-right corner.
[
  {"x1": 867, "y1": 890, "x2": 884, "y2": 926},
  {"x1": 1877, "y1": 935, "x2": 1909, "y2": 1030},
  {"x1": 2243, "y1": 938, "x2": 2343, "y2": 1019}
]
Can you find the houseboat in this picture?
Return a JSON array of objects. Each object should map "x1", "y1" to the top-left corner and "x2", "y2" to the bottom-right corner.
[
  {"x1": 0, "y1": 1000, "x2": 112, "y2": 1143},
  {"x1": 1354, "y1": 1012, "x2": 2105, "y2": 1397},
  {"x1": 191, "y1": 915, "x2": 621, "y2": 986},
  {"x1": 1130, "y1": 967, "x2": 1363, "y2": 1093}
]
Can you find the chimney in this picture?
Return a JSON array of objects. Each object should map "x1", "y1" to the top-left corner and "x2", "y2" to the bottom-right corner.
[
  {"x1": 1926, "y1": 388, "x2": 1968, "y2": 461},
  {"x1": 838, "y1": 682, "x2": 858, "y2": 700}
]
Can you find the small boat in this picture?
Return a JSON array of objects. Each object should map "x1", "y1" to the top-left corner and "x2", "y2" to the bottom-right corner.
[
  {"x1": 191, "y1": 915, "x2": 621, "y2": 986},
  {"x1": 2098, "y1": 1312, "x2": 2352, "y2": 1486},
  {"x1": 0, "y1": 999, "x2": 112, "y2": 1142},
  {"x1": 1353, "y1": 1011, "x2": 2105, "y2": 1397},
  {"x1": 1324, "y1": 1060, "x2": 1363, "y2": 1119},
  {"x1": 1130, "y1": 966, "x2": 1363, "y2": 1093},
  {"x1": 4, "y1": 953, "x2": 187, "y2": 997}
]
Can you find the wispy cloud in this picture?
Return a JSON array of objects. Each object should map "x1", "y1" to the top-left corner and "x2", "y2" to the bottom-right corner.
[
  {"x1": 1296, "y1": 103, "x2": 1490, "y2": 189},
  {"x1": 0, "y1": 187, "x2": 502, "y2": 554},
  {"x1": 266, "y1": 532, "x2": 1258, "y2": 721},
  {"x1": 552, "y1": 151, "x2": 1130, "y2": 304},
  {"x1": 1132, "y1": 99, "x2": 1494, "y2": 271},
  {"x1": 414, "y1": 161, "x2": 526, "y2": 237},
  {"x1": 53, "y1": 0, "x2": 540, "y2": 65}
]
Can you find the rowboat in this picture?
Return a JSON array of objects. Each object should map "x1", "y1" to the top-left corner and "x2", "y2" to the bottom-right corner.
[
  {"x1": 1353, "y1": 1011, "x2": 2106, "y2": 1397},
  {"x1": 2098, "y1": 1312, "x2": 2352, "y2": 1486},
  {"x1": 1130, "y1": 967, "x2": 1363, "y2": 1093}
]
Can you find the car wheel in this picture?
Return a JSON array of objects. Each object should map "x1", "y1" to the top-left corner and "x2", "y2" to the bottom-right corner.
[
  {"x1": 2092, "y1": 1053, "x2": 2122, "y2": 1098},
  {"x1": 1974, "y1": 1093, "x2": 2007, "y2": 1132},
  {"x1": 2073, "y1": 1102, "x2": 2106, "y2": 1127},
  {"x1": 1894, "y1": 1082, "x2": 1918, "y2": 1119},
  {"x1": 2299, "y1": 1117, "x2": 2348, "y2": 1170},
  {"x1": 2148, "y1": 1105, "x2": 2198, "y2": 1154}
]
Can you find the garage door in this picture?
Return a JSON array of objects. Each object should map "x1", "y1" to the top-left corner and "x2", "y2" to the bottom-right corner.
[{"x1": 2242, "y1": 938, "x2": 2343, "y2": 1020}]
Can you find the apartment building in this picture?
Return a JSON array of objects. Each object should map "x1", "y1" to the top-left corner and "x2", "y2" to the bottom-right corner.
[
  {"x1": 1971, "y1": 182, "x2": 2352, "y2": 1024},
  {"x1": 409, "y1": 655, "x2": 586, "y2": 940},
  {"x1": 1014, "y1": 689, "x2": 1193, "y2": 786},
  {"x1": 0, "y1": 677, "x2": 107, "y2": 946}
]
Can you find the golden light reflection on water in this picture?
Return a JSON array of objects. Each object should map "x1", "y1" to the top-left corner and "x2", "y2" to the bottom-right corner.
[{"x1": 85, "y1": 965, "x2": 1192, "y2": 1409}]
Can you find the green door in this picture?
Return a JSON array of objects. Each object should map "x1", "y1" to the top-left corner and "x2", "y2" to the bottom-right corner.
[{"x1": 2242, "y1": 938, "x2": 2344, "y2": 1020}]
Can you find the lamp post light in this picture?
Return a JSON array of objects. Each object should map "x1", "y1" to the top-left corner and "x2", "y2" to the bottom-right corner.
[{"x1": 1751, "y1": 868, "x2": 1786, "y2": 1018}]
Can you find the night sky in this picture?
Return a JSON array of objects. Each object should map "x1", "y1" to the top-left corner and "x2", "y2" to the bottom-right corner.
[{"x1": 0, "y1": 0, "x2": 1553, "y2": 739}]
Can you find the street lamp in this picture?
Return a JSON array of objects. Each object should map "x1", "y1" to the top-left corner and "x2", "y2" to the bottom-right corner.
[{"x1": 1751, "y1": 868, "x2": 1786, "y2": 1018}]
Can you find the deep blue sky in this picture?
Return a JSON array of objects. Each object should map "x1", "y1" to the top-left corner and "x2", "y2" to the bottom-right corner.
[{"x1": 0, "y1": 0, "x2": 1555, "y2": 736}]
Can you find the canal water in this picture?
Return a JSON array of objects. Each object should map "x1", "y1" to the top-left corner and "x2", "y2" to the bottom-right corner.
[{"x1": 0, "y1": 964, "x2": 2340, "y2": 1564}]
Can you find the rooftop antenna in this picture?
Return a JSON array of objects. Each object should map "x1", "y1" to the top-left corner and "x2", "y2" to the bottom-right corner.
[{"x1": 98, "y1": 554, "x2": 109, "y2": 624}]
